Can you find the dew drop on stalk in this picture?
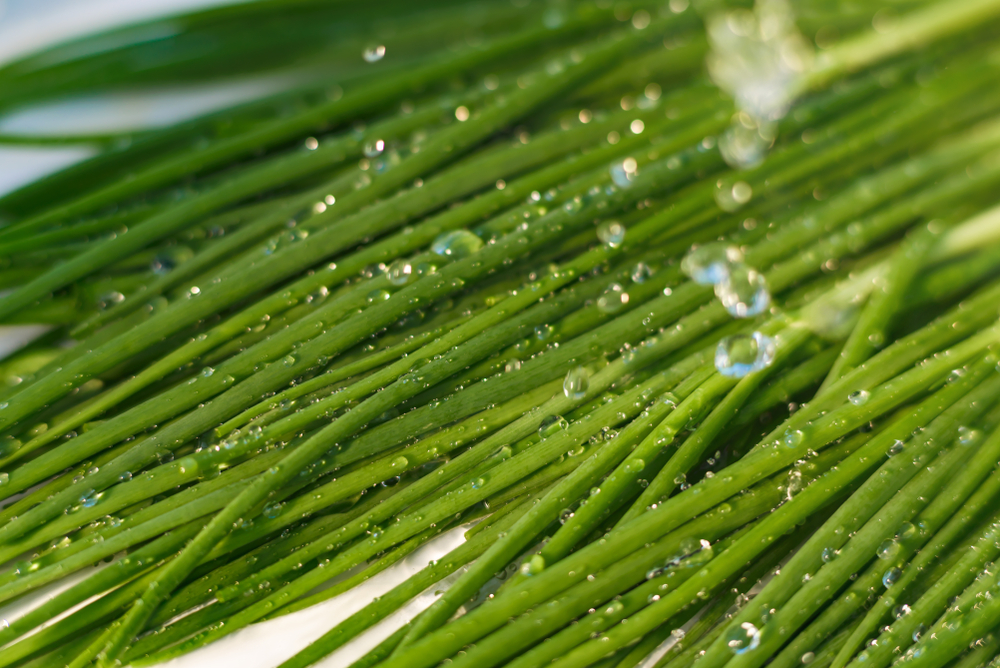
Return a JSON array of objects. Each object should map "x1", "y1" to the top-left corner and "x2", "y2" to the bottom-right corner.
[
  {"x1": 821, "y1": 547, "x2": 838, "y2": 563},
  {"x1": 563, "y1": 366, "x2": 590, "y2": 400},
  {"x1": 877, "y1": 538, "x2": 900, "y2": 560},
  {"x1": 727, "y1": 622, "x2": 761, "y2": 654},
  {"x1": 0, "y1": 472, "x2": 8, "y2": 486},
  {"x1": 504, "y1": 359, "x2": 522, "y2": 373},
  {"x1": 597, "y1": 282, "x2": 629, "y2": 313},
  {"x1": 848, "y1": 390, "x2": 870, "y2": 406},
  {"x1": 363, "y1": 139, "x2": 385, "y2": 157},
  {"x1": 431, "y1": 230, "x2": 483, "y2": 258},
  {"x1": 783, "y1": 429, "x2": 804, "y2": 448},
  {"x1": 609, "y1": 157, "x2": 638, "y2": 188},
  {"x1": 363, "y1": 44, "x2": 386, "y2": 62},
  {"x1": 520, "y1": 554, "x2": 545, "y2": 576},
  {"x1": 367, "y1": 288, "x2": 391, "y2": 303},
  {"x1": 882, "y1": 567, "x2": 902, "y2": 587},
  {"x1": 681, "y1": 242, "x2": 743, "y2": 285},
  {"x1": 386, "y1": 259, "x2": 414, "y2": 286},
  {"x1": 715, "y1": 179, "x2": 754, "y2": 212},
  {"x1": 715, "y1": 264, "x2": 770, "y2": 317},
  {"x1": 597, "y1": 221, "x2": 626, "y2": 248},
  {"x1": 801, "y1": 652, "x2": 815, "y2": 664},
  {"x1": 539, "y1": 415, "x2": 568, "y2": 438},
  {"x1": 631, "y1": 262, "x2": 653, "y2": 283},
  {"x1": 715, "y1": 332, "x2": 776, "y2": 378},
  {"x1": 888, "y1": 439, "x2": 905, "y2": 456}
]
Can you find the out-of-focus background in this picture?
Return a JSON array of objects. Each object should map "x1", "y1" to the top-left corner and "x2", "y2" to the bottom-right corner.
[{"x1": 0, "y1": 2, "x2": 481, "y2": 666}]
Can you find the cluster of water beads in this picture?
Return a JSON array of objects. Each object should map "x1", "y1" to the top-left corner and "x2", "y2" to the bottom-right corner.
[
  {"x1": 718, "y1": 112, "x2": 777, "y2": 171},
  {"x1": 715, "y1": 331, "x2": 776, "y2": 378},
  {"x1": 682, "y1": 242, "x2": 771, "y2": 319}
]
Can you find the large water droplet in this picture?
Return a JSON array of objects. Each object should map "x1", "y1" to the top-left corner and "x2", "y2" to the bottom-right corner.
[
  {"x1": 563, "y1": 366, "x2": 590, "y2": 400},
  {"x1": 715, "y1": 332, "x2": 776, "y2": 378},
  {"x1": 715, "y1": 180, "x2": 754, "y2": 212},
  {"x1": 681, "y1": 243, "x2": 743, "y2": 285},
  {"x1": 727, "y1": 622, "x2": 761, "y2": 654},
  {"x1": 715, "y1": 264, "x2": 770, "y2": 318},
  {"x1": 386, "y1": 259, "x2": 414, "y2": 286},
  {"x1": 848, "y1": 390, "x2": 870, "y2": 406},
  {"x1": 432, "y1": 230, "x2": 483, "y2": 258}
]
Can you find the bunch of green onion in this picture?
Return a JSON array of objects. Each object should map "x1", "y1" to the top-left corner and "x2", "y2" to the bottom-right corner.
[{"x1": 2, "y1": 1, "x2": 1000, "y2": 667}]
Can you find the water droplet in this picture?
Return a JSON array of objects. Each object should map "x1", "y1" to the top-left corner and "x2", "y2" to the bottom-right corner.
[
  {"x1": 363, "y1": 45, "x2": 386, "y2": 62},
  {"x1": 597, "y1": 282, "x2": 629, "y2": 314},
  {"x1": 520, "y1": 554, "x2": 545, "y2": 576},
  {"x1": 0, "y1": 472, "x2": 8, "y2": 486},
  {"x1": 263, "y1": 502, "x2": 284, "y2": 519},
  {"x1": 631, "y1": 262, "x2": 654, "y2": 283},
  {"x1": 563, "y1": 366, "x2": 590, "y2": 400},
  {"x1": 912, "y1": 624, "x2": 926, "y2": 641},
  {"x1": 821, "y1": 547, "x2": 838, "y2": 563},
  {"x1": 715, "y1": 180, "x2": 754, "y2": 212},
  {"x1": 849, "y1": 390, "x2": 870, "y2": 406},
  {"x1": 877, "y1": 538, "x2": 900, "y2": 560},
  {"x1": 715, "y1": 332, "x2": 776, "y2": 378},
  {"x1": 719, "y1": 115, "x2": 776, "y2": 169},
  {"x1": 367, "y1": 288, "x2": 392, "y2": 303},
  {"x1": 363, "y1": 139, "x2": 385, "y2": 157},
  {"x1": 539, "y1": 415, "x2": 569, "y2": 438},
  {"x1": 801, "y1": 652, "x2": 815, "y2": 664},
  {"x1": 882, "y1": 567, "x2": 901, "y2": 587},
  {"x1": 727, "y1": 622, "x2": 761, "y2": 654},
  {"x1": 597, "y1": 221, "x2": 626, "y2": 248},
  {"x1": 681, "y1": 243, "x2": 743, "y2": 285},
  {"x1": 609, "y1": 158, "x2": 638, "y2": 188},
  {"x1": 715, "y1": 264, "x2": 770, "y2": 318},
  {"x1": 783, "y1": 429, "x2": 804, "y2": 448},
  {"x1": 386, "y1": 259, "x2": 414, "y2": 286},
  {"x1": 432, "y1": 230, "x2": 483, "y2": 258},
  {"x1": 958, "y1": 426, "x2": 982, "y2": 446},
  {"x1": 504, "y1": 359, "x2": 522, "y2": 373},
  {"x1": 888, "y1": 440, "x2": 905, "y2": 456}
]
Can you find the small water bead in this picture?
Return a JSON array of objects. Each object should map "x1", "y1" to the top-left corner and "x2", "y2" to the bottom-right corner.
[
  {"x1": 895, "y1": 604, "x2": 912, "y2": 619},
  {"x1": 715, "y1": 264, "x2": 770, "y2": 318},
  {"x1": 715, "y1": 332, "x2": 776, "y2": 378},
  {"x1": 849, "y1": 390, "x2": 870, "y2": 406},
  {"x1": 888, "y1": 440, "x2": 906, "y2": 456},
  {"x1": 0, "y1": 472, "x2": 8, "y2": 486},
  {"x1": 363, "y1": 139, "x2": 385, "y2": 157},
  {"x1": 727, "y1": 622, "x2": 761, "y2": 654},
  {"x1": 367, "y1": 288, "x2": 392, "y2": 303},
  {"x1": 597, "y1": 221, "x2": 626, "y2": 248},
  {"x1": 263, "y1": 502, "x2": 284, "y2": 519},
  {"x1": 681, "y1": 242, "x2": 743, "y2": 285},
  {"x1": 363, "y1": 44, "x2": 386, "y2": 62},
  {"x1": 609, "y1": 157, "x2": 638, "y2": 188},
  {"x1": 821, "y1": 547, "x2": 839, "y2": 563},
  {"x1": 504, "y1": 359, "x2": 522, "y2": 373},
  {"x1": 801, "y1": 652, "x2": 816, "y2": 664},
  {"x1": 631, "y1": 262, "x2": 654, "y2": 283},
  {"x1": 597, "y1": 282, "x2": 629, "y2": 314},
  {"x1": 714, "y1": 179, "x2": 754, "y2": 212},
  {"x1": 563, "y1": 366, "x2": 590, "y2": 400},
  {"x1": 912, "y1": 624, "x2": 927, "y2": 642},
  {"x1": 432, "y1": 230, "x2": 483, "y2": 258},
  {"x1": 539, "y1": 415, "x2": 569, "y2": 438},
  {"x1": 882, "y1": 567, "x2": 902, "y2": 587},
  {"x1": 535, "y1": 324, "x2": 555, "y2": 341},
  {"x1": 520, "y1": 554, "x2": 545, "y2": 576}
]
